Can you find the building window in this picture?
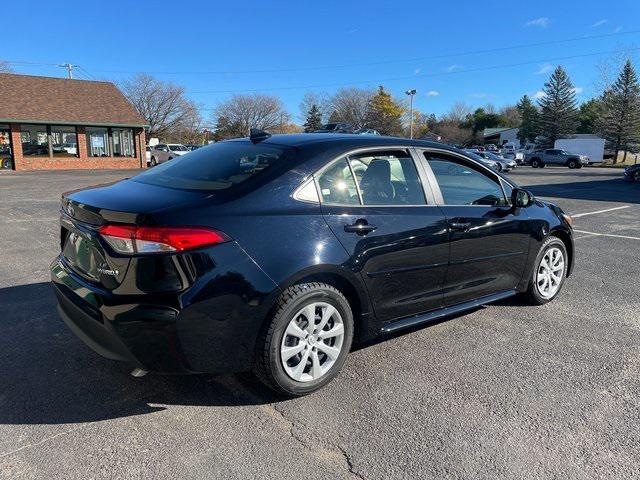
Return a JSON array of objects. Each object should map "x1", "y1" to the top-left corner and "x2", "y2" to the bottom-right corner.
[
  {"x1": 111, "y1": 128, "x2": 135, "y2": 157},
  {"x1": 51, "y1": 126, "x2": 78, "y2": 158},
  {"x1": 87, "y1": 128, "x2": 109, "y2": 157},
  {"x1": 20, "y1": 124, "x2": 50, "y2": 157}
]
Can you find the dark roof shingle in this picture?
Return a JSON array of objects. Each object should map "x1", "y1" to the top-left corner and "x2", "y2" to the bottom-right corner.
[{"x1": 0, "y1": 74, "x2": 147, "y2": 127}]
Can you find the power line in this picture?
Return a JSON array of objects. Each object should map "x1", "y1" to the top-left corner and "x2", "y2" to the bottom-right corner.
[
  {"x1": 191, "y1": 47, "x2": 640, "y2": 95},
  {"x1": 66, "y1": 29, "x2": 640, "y2": 76}
]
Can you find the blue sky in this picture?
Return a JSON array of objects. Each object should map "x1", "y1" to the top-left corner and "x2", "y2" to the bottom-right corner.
[{"x1": 4, "y1": 0, "x2": 640, "y2": 123}]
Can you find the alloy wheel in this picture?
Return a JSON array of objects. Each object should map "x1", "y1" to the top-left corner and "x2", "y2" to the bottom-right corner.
[
  {"x1": 280, "y1": 302, "x2": 345, "y2": 383},
  {"x1": 536, "y1": 247, "x2": 565, "y2": 298}
]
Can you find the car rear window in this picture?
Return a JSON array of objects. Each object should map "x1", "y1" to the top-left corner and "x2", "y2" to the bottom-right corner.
[{"x1": 132, "y1": 141, "x2": 292, "y2": 192}]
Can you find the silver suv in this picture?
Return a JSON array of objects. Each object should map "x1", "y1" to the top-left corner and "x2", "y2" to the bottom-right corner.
[
  {"x1": 526, "y1": 149, "x2": 589, "y2": 169},
  {"x1": 149, "y1": 144, "x2": 190, "y2": 166}
]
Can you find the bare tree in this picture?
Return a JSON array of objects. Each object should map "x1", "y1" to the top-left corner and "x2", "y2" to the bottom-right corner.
[
  {"x1": 499, "y1": 104, "x2": 522, "y2": 127},
  {"x1": 0, "y1": 60, "x2": 13, "y2": 73},
  {"x1": 442, "y1": 102, "x2": 473, "y2": 123},
  {"x1": 328, "y1": 88, "x2": 375, "y2": 129},
  {"x1": 119, "y1": 74, "x2": 200, "y2": 140},
  {"x1": 299, "y1": 91, "x2": 331, "y2": 124},
  {"x1": 594, "y1": 44, "x2": 639, "y2": 96},
  {"x1": 212, "y1": 94, "x2": 290, "y2": 139}
]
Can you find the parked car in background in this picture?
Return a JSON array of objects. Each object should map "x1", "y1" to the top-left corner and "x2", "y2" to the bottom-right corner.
[
  {"x1": 468, "y1": 150, "x2": 515, "y2": 172},
  {"x1": 51, "y1": 131, "x2": 574, "y2": 396},
  {"x1": 525, "y1": 149, "x2": 590, "y2": 169},
  {"x1": 355, "y1": 128, "x2": 380, "y2": 135},
  {"x1": 463, "y1": 150, "x2": 500, "y2": 171},
  {"x1": 145, "y1": 146, "x2": 151, "y2": 166},
  {"x1": 481, "y1": 151, "x2": 517, "y2": 172},
  {"x1": 485, "y1": 144, "x2": 498, "y2": 152},
  {"x1": 149, "y1": 143, "x2": 190, "y2": 166},
  {"x1": 184, "y1": 144, "x2": 204, "y2": 151},
  {"x1": 623, "y1": 164, "x2": 640, "y2": 182},
  {"x1": 313, "y1": 123, "x2": 354, "y2": 133}
]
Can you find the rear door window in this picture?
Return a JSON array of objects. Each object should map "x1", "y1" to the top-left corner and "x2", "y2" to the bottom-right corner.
[{"x1": 133, "y1": 141, "x2": 292, "y2": 191}]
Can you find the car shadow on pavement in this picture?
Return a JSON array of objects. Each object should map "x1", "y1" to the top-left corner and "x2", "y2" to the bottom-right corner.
[
  {"x1": 525, "y1": 178, "x2": 639, "y2": 204},
  {"x1": 0, "y1": 282, "x2": 279, "y2": 426}
]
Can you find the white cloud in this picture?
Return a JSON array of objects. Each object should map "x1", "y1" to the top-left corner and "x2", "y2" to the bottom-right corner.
[
  {"x1": 614, "y1": 26, "x2": 623, "y2": 33},
  {"x1": 572, "y1": 87, "x2": 584, "y2": 95},
  {"x1": 535, "y1": 63, "x2": 553, "y2": 75},
  {"x1": 592, "y1": 19, "x2": 607, "y2": 27},
  {"x1": 525, "y1": 17, "x2": 550, "y2": 28},
  {"x1": 414, "y1": 68, "x2": 422, "y2": 75},
  {"x1": 426, "y1": 90, "x2": 439, "y2": 97},
  {"x1": 533, "y1": 91, "x2": 546, "y2": 100},
  {"x1": 445, "y1": 64, "x2": 463, "y2": 73}
]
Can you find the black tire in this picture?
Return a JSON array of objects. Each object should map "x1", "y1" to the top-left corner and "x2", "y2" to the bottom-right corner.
[
  {"x1": 254, "y1": 282, "x2": 354, "y2": 397},
  {"x1": 522, "y1": 236, "x2": 568, "y2": 305},
  {"x1": 531, "y1": 158, "x2": 541, "y2": 168},
  {"x1": 567, "y1": 159, "x2": 578, "y2": 169},
  {"x1": 150, "y1": 157, "x2": 157, "y2": 167},
  {"x1": 495, "y1": 163, "x2": 502, "y2": 172}
]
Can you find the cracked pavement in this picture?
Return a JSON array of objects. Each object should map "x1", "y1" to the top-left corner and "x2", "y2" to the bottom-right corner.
[{"x1": 1, "y1": 167, "x2": 639, "y2": 479}]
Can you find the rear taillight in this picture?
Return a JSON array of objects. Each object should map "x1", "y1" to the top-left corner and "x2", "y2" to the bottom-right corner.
[{"x1": 98, "y1": 225, "x2": 230, "y2": 254}]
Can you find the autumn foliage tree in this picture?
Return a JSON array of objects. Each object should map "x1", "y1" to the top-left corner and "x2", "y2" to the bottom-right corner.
[{"x1": 366, "y1": 86, "x2": 405, "y2": 136}]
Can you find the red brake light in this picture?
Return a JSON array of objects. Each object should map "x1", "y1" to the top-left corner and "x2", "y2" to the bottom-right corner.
[{"x1": 98, "y1": 225, "x2": 230, "y2": 254}]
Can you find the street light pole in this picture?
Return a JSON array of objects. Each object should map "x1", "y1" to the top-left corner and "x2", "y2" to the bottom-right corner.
[{"x1": 405, "y1": 89, "x2": 417, "y2": 139}]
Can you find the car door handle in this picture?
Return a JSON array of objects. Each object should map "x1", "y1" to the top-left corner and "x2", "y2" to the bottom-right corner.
[
  {"x1": 449, "y1": 221, "x2": 471, "y2": 232},
  {"x1": 344, "y1": 220, "x2": 377, "y2": 235}
]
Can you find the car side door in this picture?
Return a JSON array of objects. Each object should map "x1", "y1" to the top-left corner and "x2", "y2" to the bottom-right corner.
[
  {"x1": 419, "y1": 149, "x2": 532, "y2": 307},
  {"x1": 318, "y1": 147, "x2": 449, "y2": 324}
]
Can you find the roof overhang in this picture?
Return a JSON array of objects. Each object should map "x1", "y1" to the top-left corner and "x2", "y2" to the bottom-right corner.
[{"x1": 0, "y1": 118, "x2": 149, "y2": 128}]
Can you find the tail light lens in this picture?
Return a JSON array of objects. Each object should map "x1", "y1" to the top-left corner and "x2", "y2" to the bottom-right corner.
[{"x1": 98, "y1": 225, "x2": 230, "y2": 254}]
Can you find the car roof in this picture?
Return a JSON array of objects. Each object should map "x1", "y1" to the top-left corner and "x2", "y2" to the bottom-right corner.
[{"x1": 226, "y1": 133, "x2": 452, "y2": 151}]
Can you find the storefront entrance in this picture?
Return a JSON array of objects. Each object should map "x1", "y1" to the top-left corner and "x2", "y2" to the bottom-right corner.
[{"x1": 0, "y1": 125, "x2": 13, "y2": 169}]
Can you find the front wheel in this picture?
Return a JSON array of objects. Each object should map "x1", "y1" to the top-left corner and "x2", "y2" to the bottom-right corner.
[
  {"x1": 567, "y1": 159, "x2": 578, "y2": 169},
  {"x1": 531, "y1": 158, "x2": 541, "y2": 168},
  {"x1": 150, "y1": 157, "x2": 157, "y2": 167},
  {"x1": 254, "y1": 283, "x2": 354, "y2": 397},
  {"x1": 522, "y1": 237, "x2": 568, "y2": 305}
]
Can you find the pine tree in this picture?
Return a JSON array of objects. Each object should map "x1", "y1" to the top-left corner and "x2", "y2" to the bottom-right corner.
[
  {"x1": 600, "y1": 60, "x2": 640, "y2": 162},
  {"x1": 537, "y1": 66, "x2": 578, "y2": 148},
  {"x1": 576, "y1": 98, "x2": 603, "y2": 134},
  {"x1": 366, "y1": 86, "x2": 405, "y2": 136},
  {"x1": 516, "y1": 95, "x2": 540, "y2": 146},
  {"x1": 303, "y1": 104, "x2": 323, "y2": 132}
]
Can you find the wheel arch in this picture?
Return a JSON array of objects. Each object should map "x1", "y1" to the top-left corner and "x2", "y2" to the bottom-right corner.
[
  {"x1": 549, "y1": 227, "x2": 574, "y2": 277},
  {"x1": 267, "y1": 265, "x2": 375, "y2": 344}
]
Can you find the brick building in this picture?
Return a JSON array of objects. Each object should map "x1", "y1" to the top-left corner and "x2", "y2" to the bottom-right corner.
[{"x1": 0, "y1": 73, "x2": 147, "y2": 171}]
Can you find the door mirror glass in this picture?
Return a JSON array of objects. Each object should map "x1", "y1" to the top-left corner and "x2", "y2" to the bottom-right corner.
[{"x1": 512, "y1": 188, "x2": 533, "y2": 207}]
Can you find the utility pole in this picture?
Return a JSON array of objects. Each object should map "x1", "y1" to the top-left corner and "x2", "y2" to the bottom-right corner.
[
  {"x1": 405, "y1": 89, "x2": 417, "y2": 139},
  {"x1": 58, "y1": 63, "x2": 78, "y2": 79}
]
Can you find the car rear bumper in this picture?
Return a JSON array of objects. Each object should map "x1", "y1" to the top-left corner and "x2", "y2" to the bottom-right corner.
[{"x1": 50, "y1": 245, "x2": 279, "y2": 374}]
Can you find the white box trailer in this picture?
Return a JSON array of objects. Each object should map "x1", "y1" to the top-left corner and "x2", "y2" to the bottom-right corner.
[{"x1": 555, "y1": 136, "x2": 605, "y2": 163}]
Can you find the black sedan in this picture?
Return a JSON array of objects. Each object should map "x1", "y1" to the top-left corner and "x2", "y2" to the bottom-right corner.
[
  {"x1": 624, "y1": 164, "x2": 640, "y2": 182},
  {"x1": 51, "y1": 132, "x2": 574, "y2": 396}
]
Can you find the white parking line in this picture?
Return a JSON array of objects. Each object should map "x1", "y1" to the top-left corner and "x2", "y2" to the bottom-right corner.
[
  {"x1": 571, "y1": 206, "x2": 631, "y2": 218},
  {"x1": 573, "y1": 229, "x2": 640, "y2": 241}
]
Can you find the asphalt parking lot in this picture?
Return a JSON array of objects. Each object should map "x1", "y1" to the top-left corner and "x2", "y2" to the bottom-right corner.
[{"x1": 1, "y1": 166, "x2": 639, "y2": 479}]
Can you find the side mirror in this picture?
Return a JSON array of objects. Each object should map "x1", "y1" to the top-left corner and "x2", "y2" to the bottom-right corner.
[{"x1": 512, "y1": 188, "x2": 534, "y2": 208}]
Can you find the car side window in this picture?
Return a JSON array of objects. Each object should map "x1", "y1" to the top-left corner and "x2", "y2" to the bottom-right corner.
[
  {"x1": 425, "y1": 155, "x2": 507, "y2": 206},
  {"x1": 316, "y1": 158, "x2": 360, "y2": 205},
  {"x1": 348, "y1": 151, "x2": 426, "y2": 205}
]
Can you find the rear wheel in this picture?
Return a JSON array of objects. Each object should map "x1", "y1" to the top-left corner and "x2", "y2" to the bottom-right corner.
[
  {"x1": 150, "y1": 157, "x2": 157, "y2": 167},
  {"x1": 522, "y1": 237, "x2": 568, "y2": 305},
  {"x1": 254, "y1": 283, "x2": 354, "y2": 397}
]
